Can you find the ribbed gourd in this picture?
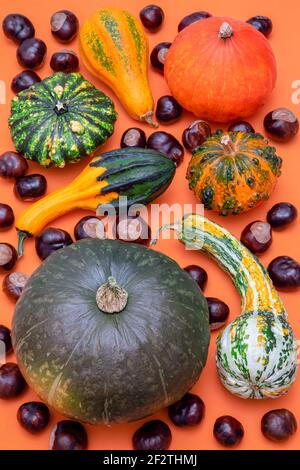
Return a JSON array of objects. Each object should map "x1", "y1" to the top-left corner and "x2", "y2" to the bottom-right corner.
[
  {"x1": 79, "y1": 8, "x2": 156, "y2": 126},
  {"x1": 187, "y1": 130, "x2": 282, "y2": 215},
  {"x1": 9, "y1": 72, "x2": 117, "y2": 168},
  {"x1": 16, "y1": 148, "x2": 176, "y2": 255},
  {"x1": 153, "y1": 214, "x2": 298, "y2": 399}
]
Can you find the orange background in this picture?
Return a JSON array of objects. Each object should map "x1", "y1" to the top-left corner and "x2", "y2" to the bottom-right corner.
[{"x1": 0, "y1": 0, "x2": 300, "y2": 451}]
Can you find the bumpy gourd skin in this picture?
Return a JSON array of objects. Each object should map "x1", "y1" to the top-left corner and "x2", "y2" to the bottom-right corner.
[
  {"x1": 9, "y1": 72, "x2": 117, "y2": 168},
  {"x1": 157, "y1": 214, "x2": 298, "y2": 399},
  {"x1": 187, "y1": 131, "x2": 282, "y2": 216}
]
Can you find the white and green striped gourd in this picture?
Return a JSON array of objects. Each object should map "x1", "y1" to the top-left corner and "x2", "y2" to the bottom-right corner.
[{"x1": 153, "y1": 214, "x2": 298, "y2": 399}]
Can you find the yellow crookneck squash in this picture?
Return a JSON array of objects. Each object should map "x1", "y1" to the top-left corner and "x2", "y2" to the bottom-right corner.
[{"x1": 79, "y1": 8, "x2": 157, "y2": 127}]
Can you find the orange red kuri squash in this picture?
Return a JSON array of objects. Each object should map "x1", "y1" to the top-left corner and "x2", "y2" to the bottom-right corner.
[{"x1": 165, "y1": 17, "x2": 277, "y2": 123}]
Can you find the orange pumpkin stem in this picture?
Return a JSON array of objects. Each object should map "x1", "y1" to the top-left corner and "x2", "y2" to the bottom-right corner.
[
  {"x1": 219, "y1": 22, "x2": 233, "y2": 39},
  {"x1": 220, "y1": 134, "x2": 236, "y2": 155}
]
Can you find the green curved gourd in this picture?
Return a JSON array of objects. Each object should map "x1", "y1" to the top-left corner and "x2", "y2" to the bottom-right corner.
[
  {"x1": 12, "y1": 239, "x2": 210, "y2": 424},
  {"x1": 154, "y1": 214, "x2": 298, "y2": 399},
  {"x1": 9, "y1": 72, "x2": 117, "y2": 168}
]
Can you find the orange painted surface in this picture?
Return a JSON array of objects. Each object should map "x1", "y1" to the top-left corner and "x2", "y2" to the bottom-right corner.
[{"x1": 0, "y1": 0, "x2": 300, "y2": 450}]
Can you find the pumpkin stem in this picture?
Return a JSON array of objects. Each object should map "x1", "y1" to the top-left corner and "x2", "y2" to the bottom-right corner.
[
  {"x1": 17, "y1": 230, "x2": 31, "y2": 257},
  {"x1": 219, "y1": 22, "x2": 233, "y2": 39},
  {"x1": 96, "y1": 276, "x2": 128, "y2": 314},
  {"x1": 141, "y1": 111, "x2": 159, "y2": 128},
  {"x1": 220, "y1": 134, "x2": 236, "y2": 155}
]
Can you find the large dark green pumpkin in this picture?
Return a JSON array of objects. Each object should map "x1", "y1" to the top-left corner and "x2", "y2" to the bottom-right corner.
[
  {"x1": 12, "y1": 240, "x2": 210, "y2": 424},
  {"x1": 9, "y1": 72, "x2": 117, "y2": 168}
]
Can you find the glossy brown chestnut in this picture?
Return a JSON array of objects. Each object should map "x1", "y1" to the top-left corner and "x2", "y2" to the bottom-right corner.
[
  {"x1": 213, "y1": 416, "x2": 244, "y2": 447},
  {"x1": 35, "y1": 228, "x2": 73, "y2": 260},
  {"x1": 74, "y1": 216, "x2": 105, "y2": 241},
  {"x1": 240, "y1": 221, "x2": 272, "y2": 254},
  {"x1": 14, "y1": 174, "x2": 47, "y2": 201},
  {"x1": 120, "y1": 128, "x2": 147, "y2": 148},
  {"x1": 267, "y1": 202, "x2": 298, "y2": 228},
  {"x1": 228, "y1": 121, "x2": 255, "y2": 133},
  {"x1": 17, "y1": 38, "x2": 47, "y2": 69},
  {"x1": 50, "y1": 50, "x2": 79, "y2": 73},
  {"x1": 268, "y1": 256, "x2": 300, "y2": 290},
  {"x1": 0, "y1": 151, "x2": 28, "y2": 179},
  {"x1": 150, "y1": 42, "x2": 171, "y2": 73},
  {"x1": 2, "y1": 14, "x2": 35, "y2": 44},
  {"x1": 2, "y1": 272, "x2": 28, "y2": 301},
  {"x1": 0, "y1": 363, "x2": 27, "y2": 399},
  {"x1": 0, "y1": 244, "x2": 18, "y2": 272},
  {"x1": 182, "y1": 120, "x2": 211, "y2": 151},
  {"x1": 133, "y1": 420, "x2": 172, "y2": 450},
  {"x1": 246, "y1": 16, "x2": 273, "y2": 37},
  {"x1": 11, "y1": 70, "x2": 41, "y2": 93},
  {"x1": 206, "y1": 297, "x2": 230, "y2": 331},
  {"x1": 0, "y1": 204, "x2": 14, "y2": 230},
  {"x1": 114, "y1": 215, "x2": 151, "y2": 246},
  {"x1": 147, "y1": 131, "x2": 184, "y2": 166},
  {"x1": 18, "y1": 401, "x2": 50, "y2": 434},
  {"x1": 264, "y1": 108, "x2": 299, "y2": 142},
  {"x1": 155, "y1": 95, "x2": 183, "y2": 124},
  {"x1": 0, "y1": 325, "x2": 13, "y2": 355},
  {"x1": 51, "y1": 10, "x2": 79, "y2": 43},
  {"x1": 50, "y1": 420, "x2": 88, "y2": 450},
  {"x1": 184, "y1": 265, "x2": 208, "y2": 291},
  {"x1": 178, "y1": 11, "x2": 212, "y2": 32},
  {"x1": 139, "y1": 5, "x2": 164, "y2": 32},
  {"x1": 261, "y1": 409, "x2": 297, "y2": 442},
  {"x1": 168, "y1": 393, "x2": 205, "y2": 427}
]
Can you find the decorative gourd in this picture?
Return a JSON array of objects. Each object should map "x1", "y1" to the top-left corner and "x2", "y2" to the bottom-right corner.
[
  {"x1": 165, "y1": 17, "x2": 277, "y2": 122},
  {"x1": 12, "y1": 239, "x2": 210, "y2": 424},
  {"x1": 79, "y1": 8, "x2": 157, "y2": 126},
  {"x1": 187, "y1": 130, "x2": 282, "y2": 216},
  {"x1": 9, "y1": 73, "x2": 117, "y2": 168},
  {"x1": 153, "y1": 214, "x2": 298, "y2": 399},
  {"x1": 16, "y1": 148, "x2": 176, "y2": 256}
]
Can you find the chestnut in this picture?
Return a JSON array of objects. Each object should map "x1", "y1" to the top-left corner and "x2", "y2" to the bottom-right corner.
[
  {"x1": 264, "y1": 108, "x2": 299, "y2": 142},
  {"x1": 0, "y1": 204, "x2": 15, "y2": 231},
  {"x1": 182, "y1": 120, "x2": 211, "y2": 151},
  {"x1": 14, "y1": 174, "x2": 47, "y2": 201},
  {"x1": 0, "y1": 151, "x2": 28, "y2": 179},
  {"x1": 0, "y1": 243, "x2": 18, "y2": 272},
  {"x1": 51, "y1": 10, "x2": 79, "y2": 43},
  {"x1": 120, "y1": 128, "x2": 147, "y2": 149},
  {"x1": 206, "y1": 297, "x2": 230, "y2": 331},
  {"x1": 139, "y1": 5, "x2": 164, "y2": 32},
  {"x1": 74, "y1": 216, "x2": 105, "y2": 241},
  {"x1": 240, "y1": 221, "x2": 272, "y2": 254},
  {"x1": 0, "y1": 363, "x2": 27, "y2": 399},
  {"x1": 133, "y1": 420, "x2": 172, "y2": 450},
  {"x1": 228, "y1": 121, "x2": 255, "y2": 133},
  {"x1": 268, "y1": 256, "x2": 300, "y2": 290},
  {"x1": 267, "y1": 202, "x2": 298, "y2": 228},
  {"x1": 114, "y1": 215, "x2": 151, "y2": 246},
  {"x1": 17, "y1": 38, "x2": 47, "y2": 70},
  {"x1": 150, "y1": 42, "x2": 171, "y2": 73},
  {"x1": 3, "y1": 272, "x2": 28, "y2": 301},
  {"x1": 11, "y1": 70, "x2": 41, "y2": 93},
  {"x1": 18, "y1": 401, "x2": 50, "y2": 434},
  {"x1": 184, "y1": 265, "x2": 208, "y2": 291},
  {"x1": 178, "y1": 11, "x2": 212, "y2": 32},
  {"x1": 155, "y1": 95, "x2": 183, "y2": 124},
  {"x1": 213, "y1": 415, "x2": 244, "y2": 447},
  {"x1": 2, "y1": 14, "x2": 35, "y2": 44},
  {"x1": 50, "y1": 420, "x2": 88, "y2": 450},
  {"x1": 261, "y1": 409, "x2": 297, "y2": 442},
  {"x1": 246, "y1": 16, "x2": 273, "y2": 37},
  {"x1": 168, "y1": 393, "x2": 205, "y2": 427},
  {"x1": 147, "y1": 131, "x2": 184, "y2": 166},
  {"x1": 50, "y1": 50, "x2": 79, "y2": 73},
  {"x1": 36, "y1": 227, "x2": 73, "y2": 260},
  {"x1": 0, "y1": 325, "x2": 13, "y2": 355}
]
